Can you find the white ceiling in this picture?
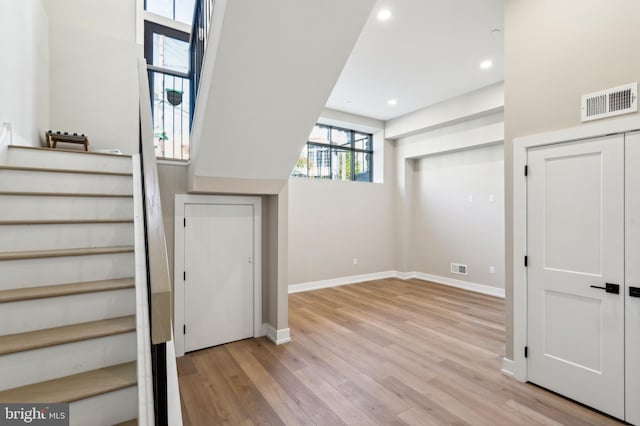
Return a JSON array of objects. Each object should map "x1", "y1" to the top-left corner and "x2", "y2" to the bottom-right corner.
[{"x1": 325, "y1": 0, "x2": 504, "y2": 121}]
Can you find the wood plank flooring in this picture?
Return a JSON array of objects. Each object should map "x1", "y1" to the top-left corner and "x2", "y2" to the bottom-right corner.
[{"x1": 177, "y1": 278, "x2": 624, "y2": 425}]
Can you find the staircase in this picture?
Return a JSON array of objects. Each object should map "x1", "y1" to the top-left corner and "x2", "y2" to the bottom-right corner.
[{"x1": 0, "y1": 145, "x2": 139, "y2": 425}]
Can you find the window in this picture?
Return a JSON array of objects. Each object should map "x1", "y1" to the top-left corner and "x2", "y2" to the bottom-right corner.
[
  {"x1": 292, "y1": 124, "x2": 373, "y2": 182},
  {"x1": 145, "y1": 0, "x2": 196, "y2": 25},
  {"x1": 144, "y1": 22, "x2": 191, "y2": 160}
]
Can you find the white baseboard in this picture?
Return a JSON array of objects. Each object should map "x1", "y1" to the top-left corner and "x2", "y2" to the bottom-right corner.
[
  {"x1": 263, "y1": 323, "x2": 291, "y2": 345},
  {"x1": 394, "y1": 271, "x2": 415, "y2": 280},
  {"x1": 288, "y1": 270, "x2": 398, "y2": 294},
  {"x1": 288, "y1": 270, "x2": 505, "y2": 299},
  {"x1": 501, "y1": 357, "x2": 516, "y2": 378},
  {"x1": 413, "y1": 272, "x2": 505, "y2": 298}
]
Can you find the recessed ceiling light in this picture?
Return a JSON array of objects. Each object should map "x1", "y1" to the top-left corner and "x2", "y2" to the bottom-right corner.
[
  {"x1": 480, "y1": 60, "x2": 493, "y2": 69},
  {"x1": 387, "y1": 99, "x2": 397, "y2": 106},
  {"x1": 377, "y1": 9, "x2": 392, "y2": 21}
]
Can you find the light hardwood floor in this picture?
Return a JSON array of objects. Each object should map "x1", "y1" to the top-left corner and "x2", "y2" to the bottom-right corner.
[{"x1": 177, "y1": 278, "x2": 624, "y2": 425}]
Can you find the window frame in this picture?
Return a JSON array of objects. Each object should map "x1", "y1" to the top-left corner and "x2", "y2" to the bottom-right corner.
[
  {"x1": 297, "y1": 124, "x2": 374, "y2": 182},
  {"x1": 144, "y1": 0, "x2": 195, "y2": 24},
  {"x1": 144, "y1": 21, "x2": 192, "y2": 161}
]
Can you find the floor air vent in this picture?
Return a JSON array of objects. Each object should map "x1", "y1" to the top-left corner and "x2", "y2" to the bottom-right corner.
[
  {"x1": 450, "y1": 263, "x2": 467, "y2": 275},
  {"x1": 581, "y1": 82, "x2": 637, "y2": 122}
]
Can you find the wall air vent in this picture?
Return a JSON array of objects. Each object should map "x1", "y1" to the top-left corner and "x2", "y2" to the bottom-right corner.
[
  {"x1": 581, "y1": 82, "x2": 637, "y2": 122},
  {"x1": 450, "y1": 263, "x2": 467, "y2": 275}
]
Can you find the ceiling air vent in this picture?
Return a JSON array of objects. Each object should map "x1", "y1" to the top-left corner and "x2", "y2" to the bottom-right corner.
[
  {"x1": 581, "y1": 82, "x2": 637, "y2": 122},
  {"x1": 450, "y1": 263, "x2": 467, "y2": 275}
]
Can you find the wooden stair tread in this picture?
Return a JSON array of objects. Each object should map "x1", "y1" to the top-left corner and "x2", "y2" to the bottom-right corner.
[
  {"x1": 0, "y1": 219, "x2": 134, "y2": 225},
  {"x1": 113, "y1": 419, "x2": 137, "y2": 426},
  {"x1": 0, "y1": 316, "x2": 135, "y2": 355},
  {"x1": 0, "y1": 246, "x2": 134, "y2": 261},
  {"x1": 8, "y1": 145, "x2": 132, "y2": 158},
  {"x1": 0, "y1": 165, "x2": 133, "y2": 177},
  {"x1": 0, "y1": 278, "x2": 135, "y2": 303},
  {"x1": 0, "y1": 191, "x2": 132, "y2": 198},
  {"x1": 0, "y1": 361, "x2": 136, "y2": 403}
]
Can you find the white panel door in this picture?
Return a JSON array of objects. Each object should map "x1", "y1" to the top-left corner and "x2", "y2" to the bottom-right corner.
[
  {"x1": 626, "y1": 131, "x2": 640, "y2": 425},
  {"x1": 184, "y1": 203, "x2": 254, "y2": 352},
  {"x1": 527, "y1": 135, "x2": 625, "y2": 419}
]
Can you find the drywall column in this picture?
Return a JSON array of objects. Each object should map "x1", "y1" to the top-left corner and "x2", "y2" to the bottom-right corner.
[
  {"x1": 394, "y1": 157, "x2": 415, "y2": 273},
  {"x1": 263, "y1": 188, "x2": 289, "y2": 334}
]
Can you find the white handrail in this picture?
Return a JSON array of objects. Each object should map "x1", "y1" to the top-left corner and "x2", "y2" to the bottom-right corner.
[{"x1": 137, "y1": 56, "x2": 173, "y2": 344}]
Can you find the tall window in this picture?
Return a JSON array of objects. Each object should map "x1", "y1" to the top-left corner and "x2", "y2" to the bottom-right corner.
[
  {"x1": 144, "y1": 22, "x2": 191, "y2": 160},
  {"x1": 145, "y1": 0, "x2": 196, "y2": 25},
  {"x1": 292, "y1": 124, "x2": 373, "y2": 182}
]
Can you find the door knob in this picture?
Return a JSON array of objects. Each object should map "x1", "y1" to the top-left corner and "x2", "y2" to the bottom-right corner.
[
  {"x1": 590, "y1": 283, "x2": 620, "y2": 294},
  {"x1": 630, "y1": 286, "x2": 640, "y2": 297}
]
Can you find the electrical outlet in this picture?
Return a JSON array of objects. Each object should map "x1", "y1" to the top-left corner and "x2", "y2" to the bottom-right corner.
[
  {"x1": 353, "y1": 258, "x2": 358, "y2": 265},
  {"x1": 467, "y1": 195, "x2": 473, "y2": 203},
  {"x1": 489, "y1": 266, "x2": 495, "y2": 274},
  {"x1": 488, "y1": 194, "x2": 495, "y2": 203}
]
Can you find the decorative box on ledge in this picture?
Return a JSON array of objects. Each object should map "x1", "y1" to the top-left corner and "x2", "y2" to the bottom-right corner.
[{"x1": 46, "y1": 130, "x2": 89, "y2": 151}]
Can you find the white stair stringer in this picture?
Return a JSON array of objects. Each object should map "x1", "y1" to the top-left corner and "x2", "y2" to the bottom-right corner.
[
  {"x1": 6, "y1": 146, "x2": 133, "y2": 174},
  {"x1": 0, "y1": 332, "x2": 136, "y2": 391}
]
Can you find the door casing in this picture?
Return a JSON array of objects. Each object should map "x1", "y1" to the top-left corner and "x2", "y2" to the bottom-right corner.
[
  {"x1": 174, "y1": 194, "x2": 263, "y2": 357},
  {"x1": 510, "y1": 115, "x2": 640, "y2": 382}
]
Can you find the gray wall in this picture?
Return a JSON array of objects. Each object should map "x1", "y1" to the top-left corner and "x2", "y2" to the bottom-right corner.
[
  {"x1": 504, "y1": 0, "x2": 640, "y2": 359},
  {"x1": 158, "y1": 164, "x2": 288, "y2": 331},
  {"x1": 412, "y1": 144, "x2": 504, "y2": 288},
  {"x1": 158, "y1": 163, "x2": 188, "y2": 299},
  {"x1": 287, "y1": 138, "x2": 396, "y2": 284},
  {"x1": 288, "y1": 106, "x2": 505, "y2": 292}
]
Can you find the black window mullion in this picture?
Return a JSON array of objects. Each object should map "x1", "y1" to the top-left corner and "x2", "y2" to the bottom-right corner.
[
  {"x1": 304, "y1": 127, "x2": 372, "y2": 182},
  {"x1": 307, "y1": 142, "x2": 310, "y2": 177}
]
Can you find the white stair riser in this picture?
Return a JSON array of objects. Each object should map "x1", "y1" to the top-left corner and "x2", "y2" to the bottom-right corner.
[
  {"x1": 0, "y1": 288, "x2": 135, "y2": 335},
  {"x1": 7, "y1": 149, "x2": 132, "y2": 174},
  {"x1": 0, "y1": 253, "x2": 134, "y2": 290},
  {"x1": 0, "y1": 332, "x2": 136, "y2": 391},
  {"x1": 0, "y1": 169, "x2": 133, "y2": 194},
  {"x1": 70, "y1": 386, "x2": 138, "y2": 426},
  {"x1": 0, "y1": 195, "x2": 133, "y2": 221},
  {"x1": 0, "y1": 223, "x2": 134, "y2": 251}
]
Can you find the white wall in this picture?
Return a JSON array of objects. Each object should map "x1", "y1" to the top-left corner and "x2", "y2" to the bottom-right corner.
[
  {"x1": 41, "y1": 0, "x2": 136, "y2": 43},
  {"x1": 190, "y1": 0, "x2": 376, "y2": 185},
  {"x1": 0, "y1": 0, "x2": 49, "y2": 150},
  {"x1": 413, "y1": 144, "x2": 504, "y2": 289},
  {"x1": 43, "y1": 0, "x2": 141, "y2": 154}
]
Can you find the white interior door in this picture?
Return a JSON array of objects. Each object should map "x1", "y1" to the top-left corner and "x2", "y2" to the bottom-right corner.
[
  {"x1": 626, "y1": 131, "x2": 640, "y2": 425},
  {"x1": 184, "y1": 203, "x2": 254, "y2": 352},
  {"x1": 527, "y1": 135, "x2": 625, "y2": 419}
]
